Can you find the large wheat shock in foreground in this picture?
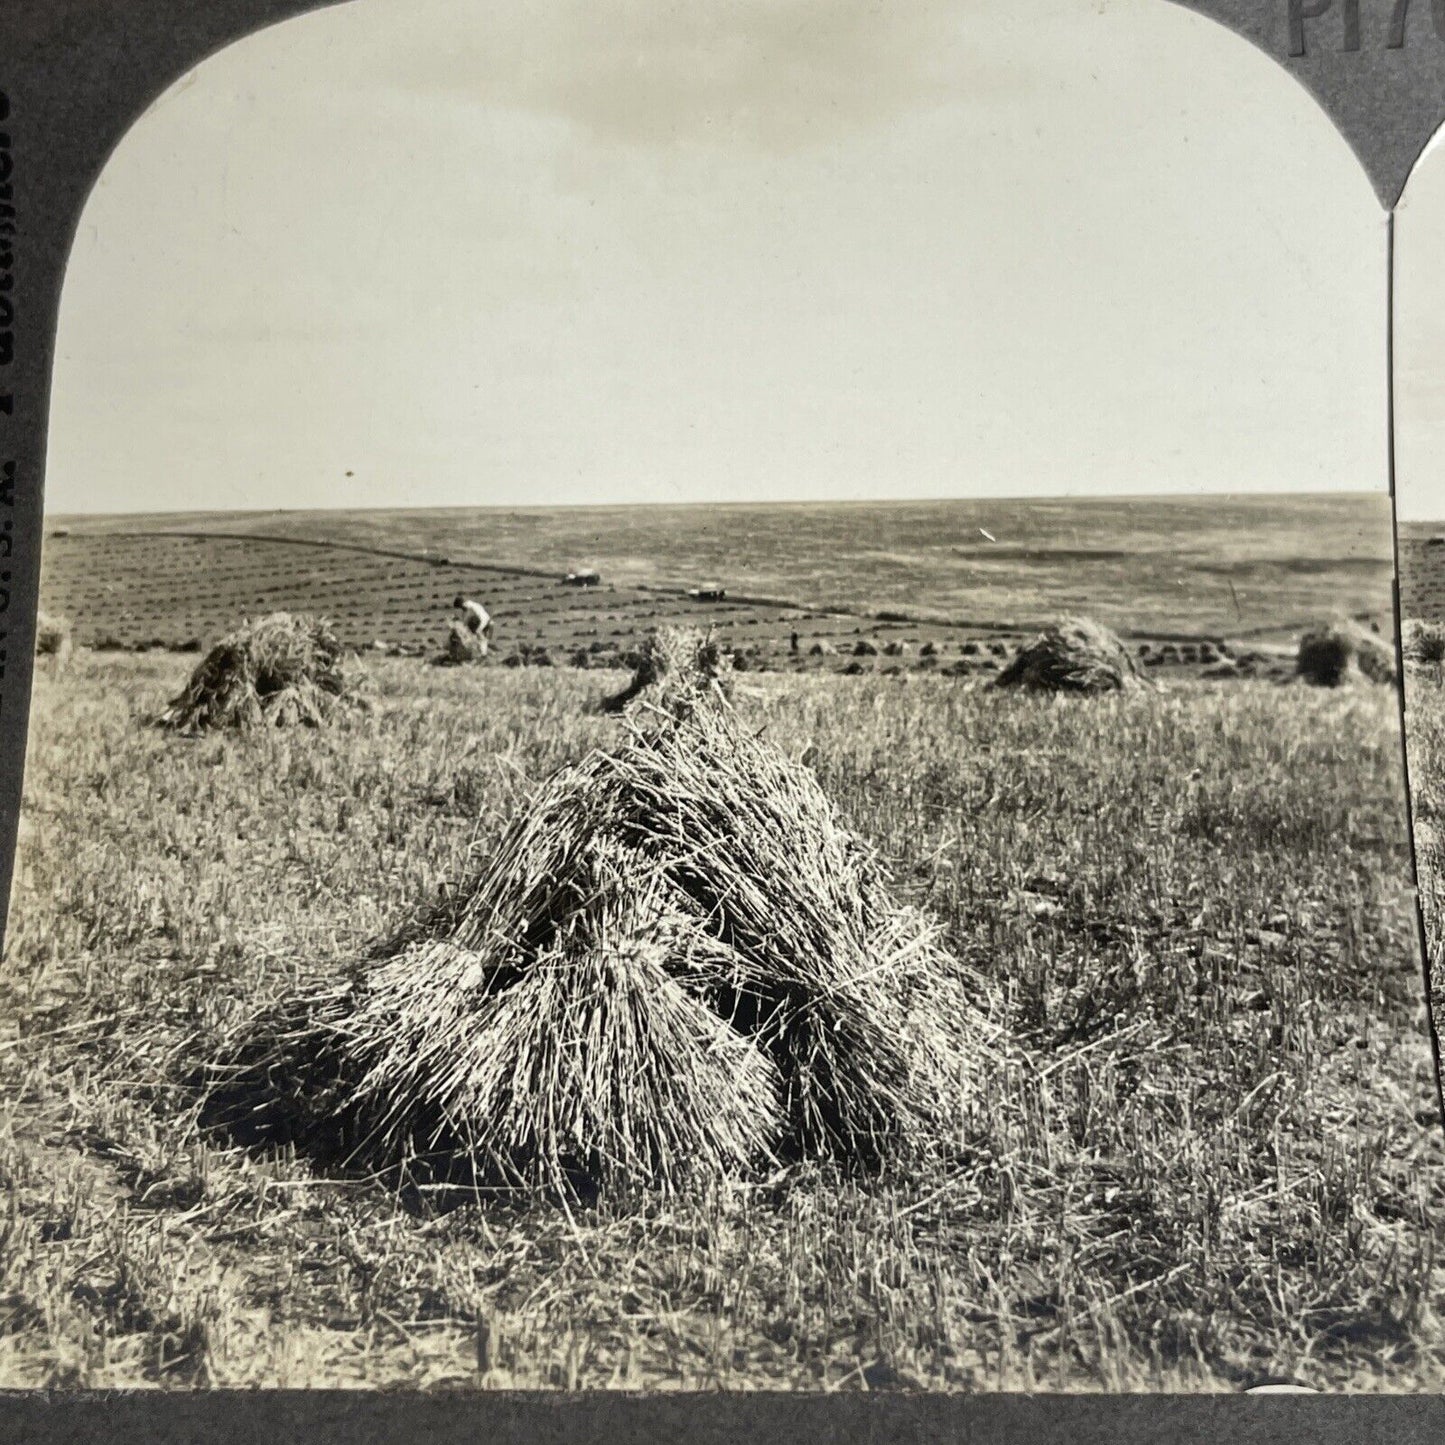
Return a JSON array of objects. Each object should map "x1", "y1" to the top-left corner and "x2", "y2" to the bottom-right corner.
[{"x1": 200, "y1": 629, "x2": 999, "y2": 1197}]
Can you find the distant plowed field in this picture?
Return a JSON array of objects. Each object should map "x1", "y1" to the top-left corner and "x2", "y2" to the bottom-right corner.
[
  {"x1": 50, "y1": 492, "x2": 1394, "y2": 637},
  {"x1": 1401, "y1": 524, "x2": 1445, "y2": 623},
  {"x1": 39, "y1": 531, "x2": 1022, "y2": 671},
  {"x1": 40, "y1": 494, "x2": 1393, "y2": 678}
]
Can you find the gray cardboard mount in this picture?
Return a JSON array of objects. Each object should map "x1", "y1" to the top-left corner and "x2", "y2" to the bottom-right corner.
[
  {"x1": 2, "y1": 5, "x2": 1445, "y2": 1435},
  {"x1": 1173, "y1": 0, "x2": 1445, "y2": 209}
]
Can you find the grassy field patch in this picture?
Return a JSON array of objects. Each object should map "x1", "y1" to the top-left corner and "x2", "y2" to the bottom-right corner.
[{"x1": 1, "y1": 655, "x2": 1439, "y2": 1390}]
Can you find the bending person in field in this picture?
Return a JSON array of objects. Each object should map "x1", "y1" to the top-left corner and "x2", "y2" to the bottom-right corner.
[
  {"x1": 444, "y1": 594, "x2": 493, "y2": 663},
  {"x1": 454, "y1": 594, "x2": 494, "y2": 641}
]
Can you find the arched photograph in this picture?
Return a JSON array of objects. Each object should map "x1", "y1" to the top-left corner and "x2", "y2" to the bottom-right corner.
[{"x1": 4, "y1": 0, "x2": 1441, "y2": 1393}]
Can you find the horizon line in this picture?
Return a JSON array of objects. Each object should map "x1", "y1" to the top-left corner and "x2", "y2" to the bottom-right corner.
[{"x1": 48, "y1": 486, "x2": 1393, "y2": 523}]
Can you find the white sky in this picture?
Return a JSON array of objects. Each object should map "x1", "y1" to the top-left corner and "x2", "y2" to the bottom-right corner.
[
  {"x1": 46, "y1": 0, "x2": 1425, "y2": 518},
  {"x1": 1397, "y1": 131, "x2": 1445, "y2": 521}
]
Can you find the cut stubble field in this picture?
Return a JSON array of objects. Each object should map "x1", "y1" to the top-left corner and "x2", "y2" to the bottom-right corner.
[
  {"x1": 1395, "y1": 530, "x2": 1445, "y2": 1021},
  {"x1": 2, "y1": 653, "x2": 1441, "y2": 1391},
  {"x1": 1404, "y1": 668, "x2": 1445, "y2": 1024}
]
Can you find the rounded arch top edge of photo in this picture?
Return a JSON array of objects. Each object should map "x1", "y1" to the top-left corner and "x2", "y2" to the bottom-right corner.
[
  {"x1": 1169, "y1": 0, "x2": 1445, "y2": 210},
  {"x1": 43, "y1": 0, "x2": 1396, "y2": 523}
]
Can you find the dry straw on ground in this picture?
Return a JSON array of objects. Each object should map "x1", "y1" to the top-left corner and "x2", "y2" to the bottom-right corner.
[
  {"x1": 35, "y1": 611, "x2": 72, "y2": 664},
  {"x1": 200, "y1": 629, "x2": 997, "y2": 1198},
  {"x1": 155, "y1": 612, "x2": 364, "y2": 733},
  {"x1": 1402, "y1": 618, "x2": 1445, "y2": 668},
  {"x1": 993, "y1": 616, "x2": 1146, "y2": 695},
  {"x1": 1295, "y1": 617, "x2": 1396, "y2": 688}
]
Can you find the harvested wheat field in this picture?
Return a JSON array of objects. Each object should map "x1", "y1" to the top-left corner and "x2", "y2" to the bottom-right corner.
[
  {"x1": 1406, "y1": 667, "x2": 1445, "y2": 1015},
  {"x1": 2, "y1": 640, "x2": 1441, "y2": 1392},
  {"x1": 1399, "y1": 531, "x2": 1445, "y2": 1040}
]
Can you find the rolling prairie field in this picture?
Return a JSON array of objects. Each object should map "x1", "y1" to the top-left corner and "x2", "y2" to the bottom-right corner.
[
  {"x1": 44, "y1": 493, "x2": 1394, "y2": 659},
  {"x1": 2, "y1": 494, "x2": 1445, "y2": 1387}
]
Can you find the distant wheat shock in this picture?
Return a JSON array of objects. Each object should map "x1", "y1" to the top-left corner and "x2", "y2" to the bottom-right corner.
[
  {"x1": 994, "y1": 616, "x2": 1146, "y2": 695},
  {"x1": 34, "y1": 611, "x2": 72, "y2": 664},
  {"x1": 1295, "y1": 617, "x2": 1396, "y2": 688},
  {"x1": 156, "y1": 612, "x2": 366, "y2": 732},
  {"x1": 1402, "y1": 618, "x2": 1445, "y2": 668}
]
